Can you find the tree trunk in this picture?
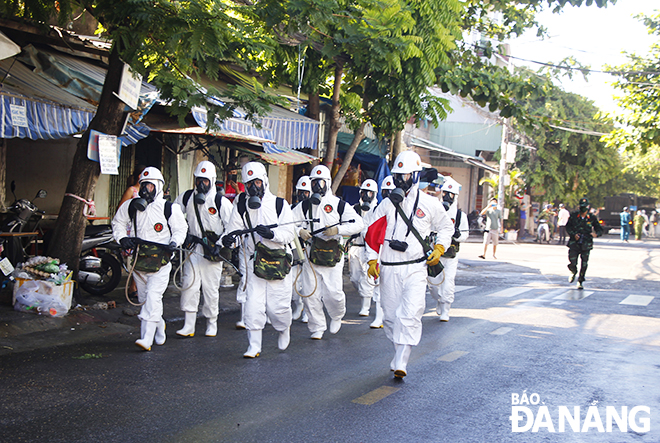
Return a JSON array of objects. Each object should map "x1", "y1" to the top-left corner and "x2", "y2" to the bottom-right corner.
[
  {"x1": 305, "y1": 91, "x2": 320, "y2": 159},
  {"x1": 331, "y1": 122, "x2": 366, "y2": 194},
  {"x1": 0, "y1": 139, "x2": 6, "y2": 210},
  {"x1": 323, "y1": 62, "x2": 343, "y2": 171},
  {"x1": 47, "y1": 45, "x2": 128, "y2": 275},
  {"x1": 391, "y1": 130, "x2": 403, "y2": 164}
]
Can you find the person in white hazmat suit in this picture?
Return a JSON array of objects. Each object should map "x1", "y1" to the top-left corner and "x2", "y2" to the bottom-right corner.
[
  {"x1": 365, "y1": 152, "x2": 453, "y2": 378},
  {"x1": 292, "y1": 165, "x2": 364, "y2": 340},
  {"x1": 220, "y1": 162, "x2": 296, "y2": 358},
  {"x1": 112, "y1": 167, "x2": 187, "y2": 351},
  {"x1": 174, "y1": 161, "x2": 232, "y2": 337},
  {"x1": 368, "y1": 175, "x2": 396, "y2": 329},
  {"x1": 291, "y1": 175, "x2": 311, "y2": 321},
  {"x1": 348, "y1": 179, "x2": 378, "y2": 317},
  {"x1": 428, "y1": 177, "x2": 469, "y2": 322}
]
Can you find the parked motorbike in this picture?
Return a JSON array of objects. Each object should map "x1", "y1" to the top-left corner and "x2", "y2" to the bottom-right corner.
[
  {"x1": 78, "y1": 224, "x2": 123, "y2": 295},
  {"x1": 0, "y1": 181, "x2": 47, "y2": 267},
  {"x1": 537, "y1": 219, "x2": 551, "y2": 244}
]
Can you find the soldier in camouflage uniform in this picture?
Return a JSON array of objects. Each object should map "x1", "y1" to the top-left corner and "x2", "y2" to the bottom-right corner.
[{"x1": 565, "y1": 197, "x2": 603, "y2": 290}]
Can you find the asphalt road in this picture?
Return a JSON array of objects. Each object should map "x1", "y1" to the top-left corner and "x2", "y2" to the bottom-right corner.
[{"x1": 1, "y1": 237, "x2": 659, "y2": 442}]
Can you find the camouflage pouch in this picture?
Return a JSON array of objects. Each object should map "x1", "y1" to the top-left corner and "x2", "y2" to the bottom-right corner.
[
  {"x1": 309, "y1": 237, "x2": 343, "y2": 267},
  {"x1": 134, "y1": 244, "x2": 171, "y2": 273},
  {"x1": 253, "y1": 241, "x2": 292, "y2": 281},
  {"x1": 201, "y1": 231, "x2": 231, "y2": 262}
]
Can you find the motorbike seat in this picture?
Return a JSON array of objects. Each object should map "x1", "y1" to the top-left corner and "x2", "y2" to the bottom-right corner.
[{"x1": 85, "y1": 224, "x2": 112, "y2": 237}]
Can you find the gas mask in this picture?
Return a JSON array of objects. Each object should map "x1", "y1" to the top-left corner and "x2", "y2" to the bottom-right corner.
[
  {"x1": 442, "y1": 192, "x2": 455, "y2": 211},
  {"x1": 128, "y1": 197, "x2": 147, "y2": 219},
  {"x1": 389, "y1": 188, "x2": 405, "y2": 205},
  {"x1": 246, "y1": 180, "x2": 265, "y2": 210},
  {"x1": 310, "y1": 179, "x2": 326, "y2": 206},
  {"x1": 393, "y1": 173, "x2": 415, "y2": 193},
  {"x1": 359, "y1": 190, "x2": 374, "y2": 211},
  {"x1": 194, "y1": 178, "x2": 211, "y2": 205},
  {"x1": 381, "y1": 189, "x2": 391, "y2": 199},
  {"x1": 297, "y1": 190, "x2": 310, "y2": 203},
  {"x1": 139, "y1": 182, "x2": 157, "y2": 203}
]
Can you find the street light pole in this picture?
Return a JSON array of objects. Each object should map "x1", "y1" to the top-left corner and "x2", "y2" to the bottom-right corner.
[{"x1": 497, "y1": 119, "x2": 507, "y2": 215}]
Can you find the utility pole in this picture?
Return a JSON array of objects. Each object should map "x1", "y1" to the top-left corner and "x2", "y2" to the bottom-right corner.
[{"x1": 497, "y1": 119, "x2": 507, "y2": 215}]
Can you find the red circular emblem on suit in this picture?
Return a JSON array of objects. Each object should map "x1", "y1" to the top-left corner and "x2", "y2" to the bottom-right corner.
[
  {"x1": 154, "y1": 223, "x2": 164, "y2": 232},
  {"x1": 324, "y1": 204, "x2": 333, "y2": 213},
  {"x1": 416, "y1": 208, "x2": 426, "y2": 218},
  {"x1": 209, "y1": 207, "x2": 217, "y2": 215}
]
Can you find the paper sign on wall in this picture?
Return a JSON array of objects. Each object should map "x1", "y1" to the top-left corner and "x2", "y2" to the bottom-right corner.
[
  {"x1": 10, "y1": 104, "x2": 28, "y2": 127},
  {"x1": 87, "y1": 129, "x2": 121, "y2": 174}
]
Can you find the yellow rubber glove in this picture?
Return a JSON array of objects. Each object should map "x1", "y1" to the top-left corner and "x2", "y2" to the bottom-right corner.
[
  {"x1": 367, "y1": 259, "x2": 380, "y2": 279},
  {"x1": 426, "y1": 244, "x2": 445, "y2": 266}
]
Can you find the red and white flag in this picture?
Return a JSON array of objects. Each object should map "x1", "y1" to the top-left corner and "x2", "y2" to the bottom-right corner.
[{"x1": 365, "y1": 215, "x2": 387, "y2": 252}]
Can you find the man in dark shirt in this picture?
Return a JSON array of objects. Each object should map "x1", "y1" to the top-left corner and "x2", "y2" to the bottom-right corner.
[{"x1": 565, "y1": 197, "x2": 604, "y2": 289}]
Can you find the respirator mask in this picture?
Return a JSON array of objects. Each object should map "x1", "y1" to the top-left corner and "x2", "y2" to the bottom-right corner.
[
  {"x1": 246, "y1": 180, "x2": 265, "y2": 210},
  {"x1": 139, "y1": 182, "x2": 157, "y2": 203},
  {"x1": 359, "y1": 190, "x2": 374, "y2": 212},
  {"x1": 310, "y1": 179, "x2": 326, "y2": 206},
  {"x1": 442, "y1": 192, "x2": 455, "y2": 211},
  {"x1": 195, "y1": 178, "x2": 211, "y2": 205},
  {"x1": 381, "y1": 189, "x2": 391, "y2": 199},
  {"x1": 128, "y1": 198, "x2": 148, "y2": 219},
  {"x1": 389, "y1": 188, "x2": 405, "y2": 205},
  {"x1": 297, "y1": 190, "x2": 310, "y2": 203},
  {"x1": 393, "y1": 173, "x2": 415, "y2": 193}
]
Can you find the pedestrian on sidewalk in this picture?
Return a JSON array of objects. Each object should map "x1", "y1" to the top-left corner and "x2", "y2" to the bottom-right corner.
[
  {"x1": 634, "y1": 210, "x2": 644, "y2": 240},
  {"x1": 112, "y1": 167, "x2": 187, "y2": 351},
  {"x1": 479, "y1": 198, "x2": 502, "y2": 259},
  {"x1": 365, "y1": 151, "x2": 453, "y2": 379},
  {"x1": 174, "y1": 161, "x2": 232, "y2": 338},
  {"x1": 620, "y1": 207, "x2": 631, "y2": 242},
  {"x1": 566, "y1": 197, "x2": 603, "y2": 290},
  {"x1": 557, "y1": 203, "x2": 570, "y2": 245}
]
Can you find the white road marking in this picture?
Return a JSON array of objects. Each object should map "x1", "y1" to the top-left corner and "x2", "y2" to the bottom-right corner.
[
  {"x1": 438, "y1": 351, "x2": 469, "y2": 362},
  {"x1": 490, "y1": 327, "x2": 513, "y2": 335},
  {"x1": 486, "y1": 287, "x2": 533, "y2": 298},
  {"x1": 619, "y1": 295, "x2": 655, "y2": 306},
  {"x1": 554, "y1": 290, "x2": 593, "y2": 300},
  {"x1": 352, "y1": 386, "x2": 400, "y2": 405},
  {"x1": 551, "y1": 301, "x2": 566, "y2": 305},
  {"x1": 455, "y1": 285, "x2": 475, "y2": 292}
]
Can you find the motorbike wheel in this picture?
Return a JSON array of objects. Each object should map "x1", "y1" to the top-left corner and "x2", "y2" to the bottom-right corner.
[{"x1": 79, "y1": 252, "x2": 122, "y2": 295}]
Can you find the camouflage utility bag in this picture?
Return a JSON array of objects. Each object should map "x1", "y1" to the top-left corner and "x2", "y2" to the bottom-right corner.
[
  {"x1": 309, "y1": 237, "x2": 343, "y2": 267},
  {"x1": 134, "y1": 244, "x2": 171, "y2": 273},
  {"x1": 253, "y1": 241, "x2": 292, "y2": 280}
]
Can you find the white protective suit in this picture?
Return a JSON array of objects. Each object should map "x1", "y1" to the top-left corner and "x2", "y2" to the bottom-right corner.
[
  {"x1": 348, "y1": 201, "x2": 376, "y2": 313},
  {"x1": 292, "y1": 184, "x2": 364, "y2": 337},
  {"x1": 428, "y1": 202, "x2": 469, "y2": 307},
  {"x1": 174, "y1": 185, "x2": 232, "y2": 322},
  {"x1": 112, "y1": 171, "x2": 187, "y2": 349},
  {"x1": 366, "y1": 184, "x2": 453, "y2": 346},
  {"x1": 221, "y1": 186, "x2": 296, "y2": 337}
]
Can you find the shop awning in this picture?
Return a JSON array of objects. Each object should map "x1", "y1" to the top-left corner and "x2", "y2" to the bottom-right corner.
[
  {"x1": 410, "y1": 136, "x2": 498, "y2": 173},
  {"x1": 232, "y1": 144, "x2": 317, "y2": 166}
]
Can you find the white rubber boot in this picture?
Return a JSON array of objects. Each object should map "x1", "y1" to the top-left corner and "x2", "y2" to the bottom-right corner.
[
  {"x1": 236, "y1": 303, "x2": 246, "y2": 329},
  {"x1": 439, "y1": 302, "x2": 451, "y2": 322},
  {"x1": 370, "y1": 301, "x2": 383, "y2": 329},
  {"x1": 176, "y1": 312, "x2": 196, "y2": 337},
  {"x1": 155, "y1": 319, "x2": 166, "y2": 345},
  {"x1": 310, "y1": 331, "x2": 323, "y2": 340},
  {"x1": 329, "y1": 318, "x2": 342, "y2": 334},
  {"x1": 292, "y1": 299, "x2": 304, "y2": 320},
  {"x1": 278, "y1": 327, "x2": 290, "y2": 350},
  {"x1": 301, "y1": 310, "x2": 309, "y2": 323},
  {"x1": 205, "y1": 317, "x2": 217, "y2": 337},
  {"x1": 393, "y1": 344, "x2": 412, "y2": 378},
  {"x1": 243, "y1": 329, "x2": 262, "y2": 358},
  {"x1": 358, "y1": 297, "x2": 371, "y2": 317},
  {"x1": 136, "y1": 321, "x2": 157, "y2": 351}
]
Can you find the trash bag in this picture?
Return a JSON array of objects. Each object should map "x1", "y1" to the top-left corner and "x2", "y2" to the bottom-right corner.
[{"x1": 13, "y1": 280, "x2": 68, "y2": 317}]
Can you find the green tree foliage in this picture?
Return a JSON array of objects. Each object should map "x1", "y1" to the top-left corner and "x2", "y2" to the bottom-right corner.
[
  {"x1": 513, "y1": 83, "x2": 620, "y2": 207},
  {"x1": 602, "y1": 13, "x2": 660, "y2": 153}
]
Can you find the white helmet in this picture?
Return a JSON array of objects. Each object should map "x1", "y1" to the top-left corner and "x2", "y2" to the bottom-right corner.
[
  {"x1": 441, "y1": 177, "x2": 461, "y2": 196},
  {"x1": 381, "y1": 176, "x2": 396, "y2": 190},
  {"x1": 391, "y1": 151, "x2": 423, "y2": 174},
  {"x1": 310, "y1": 165, "x2": 332, "y2": 181},
  {"x1": 296, "y1": 175, "x2": 311, "y2": 191},
  {"x1": 138, "y1": 166, "x2": 165, "y2": 200},
  {"x1": 242, "y1": 161, "x2": 268, "y2": 186},
  {"x1": 194, "y1": 161, "x2": 216, "y2": 181},
  {"x1": 360, "y1": 179, "x2": 378, "y2": 192}
]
